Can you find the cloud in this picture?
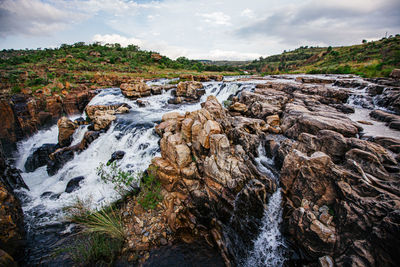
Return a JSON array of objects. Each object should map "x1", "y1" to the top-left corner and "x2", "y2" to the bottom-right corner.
[
  {"x1": 241, "y1": 8, "x2": 255, "y2": 18},
  {"x1": 0, "y1": 0, "x2": 78, "y2": 37},
  {"x1": 236, "y1": 0, "x2": 400, "y2": 46},
  {"x1": 1, "y1": 0, "x2": 399, "y2": 60},
  {"x1": 199, "y1": 12, "x2": 232, "y2": 26},
  {"x1": 92, "y1": 34, "x2": 144, "y2": 47},
  {"x1": 92, "y1": 33, "x2": 261, "y2": 60}
]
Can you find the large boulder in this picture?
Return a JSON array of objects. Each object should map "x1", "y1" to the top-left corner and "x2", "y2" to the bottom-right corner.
[
  {"x1": 24, "y1": 143, "x2": 58, "y2": 172},
  {"x1": 85, "y1": 104, "x2": 130, "y2": 131},
  {"x1": 390, "y1": 69, "x2": 400, "y2": 79},
  {"x1": 120, "y1": 81, "x2": 151, "y2": 99},
  {"x1": 57, "y1": 117, "x2": 77, "y2": 147}
]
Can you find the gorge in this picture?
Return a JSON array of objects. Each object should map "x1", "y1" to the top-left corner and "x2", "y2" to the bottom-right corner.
[{"x1": 1, "y1": 73, "x2": 400, "y2": 267}]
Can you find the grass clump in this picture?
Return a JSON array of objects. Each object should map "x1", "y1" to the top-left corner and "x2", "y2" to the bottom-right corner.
[
  {"x1": 138, "y1": 167, "x2": 163, "y2": 210},
  {"x1": 60, "y1": 199, "x2": 126, "y2": 266},
  {"x1": 55, "y1": 232, "x2": 123, "y2": 267},
  {"x1": 64, "y1": 198, "x2": 126, "y2": 241}
]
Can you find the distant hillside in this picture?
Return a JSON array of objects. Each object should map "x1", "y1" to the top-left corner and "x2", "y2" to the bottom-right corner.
[
  {"x1": 246, "y1": 35, "x2": 400, "y2": 77},
  {"x1": 0, "y1": 42, "x2": 240, "y2": 97}
]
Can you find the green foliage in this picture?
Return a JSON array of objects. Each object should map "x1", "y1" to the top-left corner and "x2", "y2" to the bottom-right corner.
[
  {"x1": 223, "y1": 100, "x2": 232, "y2": 108},
  {"x1": 97, "y1": 162, "x2": 136, "y2": 195},
  {"x1": 64, "y1": 198, "x2": 126, "y2": 241},
  {"x1": 246, "y1": 35, "x2": 400, "y2": 77},
  {"x1": 54, "y1": 232, "x2": 123, "y2": 267},
  {"x1": 11, "y1": 85, "x2": 21, "y2": 94},
  {"x1": 138, "y1": 167, "x2": 163, "y2": 210}
]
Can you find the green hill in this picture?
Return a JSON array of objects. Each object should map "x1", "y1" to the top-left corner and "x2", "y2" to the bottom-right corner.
[
  {"x1": 0, "y1": 42, "x2": 239, "y2": 97},
  {"x1": 246, "y1": 35, "x2": 400, "y2": 77}
]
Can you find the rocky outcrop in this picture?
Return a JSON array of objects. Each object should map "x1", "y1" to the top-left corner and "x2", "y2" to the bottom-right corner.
[
  {"x1": 370, "y1": 109, "x2": 400, "y2": 130},
  {"x1": 120, "y1": 81, "x2": 151, "y2": 99},
  {"x1": 57, "y1": 117, "x2": 78, "y2": 147},
  {"x1": 0, "y1": 145, "x2": 26, "y2": 260},
  {"x1": 168, "y1": 81, "x2": 205, "y2": 104},
  {"x1": 0, "y1": 86, "x2": 96, "y2": 154},
  {"x1": 390, "y1": 69, "x2": 400, "y2": 79},
  {"x1": 62, "y1": 87, "x2": 95, "y2": 115},
  {"x1": 151, "y1": 96, "x2": 276, "y2": 265},
  {"x1": 24, "y1": 143, "x2": 58, "y2": 172},
  {"x1": 0, "y1": 181, "x2": 25, "y2": 259},
  {"x1": 230, "y1": 78, "x2": 400, "y2": 266},
  {"x1": 85, "y1": 103, "x2": 130, "y2": 131}
]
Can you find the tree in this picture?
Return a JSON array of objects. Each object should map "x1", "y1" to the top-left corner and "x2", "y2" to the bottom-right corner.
[{"x1": 362, "y1": 39, "x2": 367, "y2": 44}]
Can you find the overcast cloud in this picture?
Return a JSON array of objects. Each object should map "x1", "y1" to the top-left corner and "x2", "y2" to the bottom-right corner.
[{"x1": 0, "y1": 0, "x2": 399, "y2": 60}]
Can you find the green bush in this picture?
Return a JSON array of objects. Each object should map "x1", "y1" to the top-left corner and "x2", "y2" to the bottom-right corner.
[{"x1": 97, "y1": 162, "x2": 136, "y2": 195}]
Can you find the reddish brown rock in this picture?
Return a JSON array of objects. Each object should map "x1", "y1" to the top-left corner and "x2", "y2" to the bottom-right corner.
[{"x1": 57, "y1": 117, "x2": 77, "y2": 147}]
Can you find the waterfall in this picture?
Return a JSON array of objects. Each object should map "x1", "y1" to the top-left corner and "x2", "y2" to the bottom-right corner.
[
  {"x1": 244, "y1": 189, "x2": 286, "y2": 267},
  {"x1": 243, "y1": 143, "x2": 287, "y2": 267},
  {"x1": 14, "y1": 78, "x2": 258, "y2": 264}
]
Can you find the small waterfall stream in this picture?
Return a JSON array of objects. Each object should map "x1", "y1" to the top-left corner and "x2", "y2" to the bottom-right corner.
[{"x1": 244, "y1": 143, "x2": 287, "y2": 267}]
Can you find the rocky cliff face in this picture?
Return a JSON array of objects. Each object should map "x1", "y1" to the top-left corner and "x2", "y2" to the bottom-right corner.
[
  {"x1": 230, "y1": 76, "x2": 400, "y2": 266},
  {"x1": 151, "y1": 95, "x2": 276, "y2": 265},
  {"x1": 0, "y1": 88, "x2": 95, "y2": 154},
  {"x1": 0, "y1": 144, "x2": 26, "y2": 263},
  {"x1": 148, "y1": 75, "x2": 400, "y2": 266}
]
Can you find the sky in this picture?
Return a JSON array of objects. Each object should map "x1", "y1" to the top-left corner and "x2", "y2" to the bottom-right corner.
[{"x1": 0, "y1": 0, "x2": 399, "y2": 60}]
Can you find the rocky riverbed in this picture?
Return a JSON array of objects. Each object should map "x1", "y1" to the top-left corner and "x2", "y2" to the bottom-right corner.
[{"x1": 0, "y1": 74, "x2": 399, "y2": 266}]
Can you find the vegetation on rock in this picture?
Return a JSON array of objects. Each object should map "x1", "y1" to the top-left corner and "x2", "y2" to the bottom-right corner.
[{"x1": 246, "y1": 35, "x2": 400, "y2": 77}]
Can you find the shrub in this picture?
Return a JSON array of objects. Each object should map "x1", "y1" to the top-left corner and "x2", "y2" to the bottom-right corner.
[{"x1": 97, "y1": 162, "x2": 136, "y2": 195}]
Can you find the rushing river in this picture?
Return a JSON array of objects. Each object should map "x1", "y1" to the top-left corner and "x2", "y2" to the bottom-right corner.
[
  {"x1": 13, "y1": 74, "x2": 399, "y2": 266},
  {"x1": 15, "y1": 78, "x2": 261, "y2": 265}
]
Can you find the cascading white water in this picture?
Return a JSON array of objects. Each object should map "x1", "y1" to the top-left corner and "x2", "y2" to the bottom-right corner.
[
  {"x1": 243, "y1": 143, "x2": 287, "y2": 267},
  {"x1": 244, "y1": 189, "x2": 286, "y2": 267},
  {"x1": 15, "y1": 78, "x2": 262, "y2": 264}
]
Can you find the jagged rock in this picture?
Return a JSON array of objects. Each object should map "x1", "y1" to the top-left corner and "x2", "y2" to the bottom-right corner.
[
  {"x1": 151, "y1": 95, "x2": 276, "y2": 265},
  {"x1": 47, "y1": 149, "x2": 75, "y2": 176},
  {"x1": 86, "y1": 104, "x2": 130, "y2": 131},
  {"x1": 63, "y1": 89, "x2": 95, "y2": 115},
  {"x1": 229, "y1": 102, "x2": 247, "y2": 113},
  {"x1": 170, "y1": 81, "x2": 205, "y2": 104},
  {"x1": 65, "y1": 176, "x2": 84, "y2": 193},
  {"x1": 108, "y1": 151, "x2": 126, "y2": 165},
  {"x1": 0, "y1": 249, "x2": 17, "y2": 267},
  {"x1": 390, "y1": 69, "x2": 400, "y2": 79},
  {"x1": 47, "y1": 131, "x2": 101, "y2": 176},
  {"x1": 24, "y1": 143, "x2": 57, "y2": 172},
  {"x1": 120, "y1": 81, "x2": 151, "y2": 99},
  {"x1": 179, "y1": 74, "x2": 194, "y2": 81},
  {"x1": 0, "y1": 181, "x2": 25, "y2": 259},
  {"x1": 57, "y1": 117, "x2": 77, "y2": 147}
]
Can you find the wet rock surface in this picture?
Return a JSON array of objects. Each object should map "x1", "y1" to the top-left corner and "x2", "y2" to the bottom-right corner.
[
  {"x1": 148, "y1": 75, "x2": 400, "y2": 266},
  {"x1": 65, "y1": 176, "x2": 85, "y2": 193},
  {"x1": 223, "y1": 75, "x2": 400, "y2": 267},
  {"x1": 0, "y1": 145, "x2": 26, "y2": 261},
  {"x1": 151, "y1": 95, "x2": 276, "y2": 265}
]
